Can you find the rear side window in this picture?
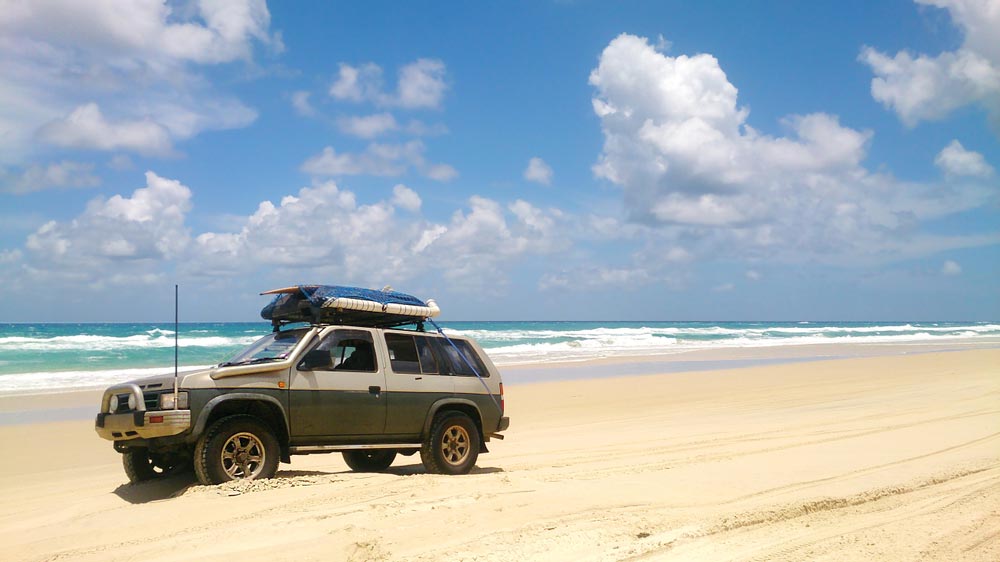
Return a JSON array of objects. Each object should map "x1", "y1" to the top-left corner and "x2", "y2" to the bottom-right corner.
[
  {"x1": 384, "y1": 333, "x2": 421, "y2": 374},
  {"x1": 414, "y1": 335, "x2": 441, "y2": 374},
  {"x1": 434, "y1": 338, "x2": 490, "y2": 377}
]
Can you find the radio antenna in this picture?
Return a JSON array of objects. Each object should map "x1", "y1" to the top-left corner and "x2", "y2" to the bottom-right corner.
[{"x1": 173, "y1": 284, "x2": 179, "y2": 409}]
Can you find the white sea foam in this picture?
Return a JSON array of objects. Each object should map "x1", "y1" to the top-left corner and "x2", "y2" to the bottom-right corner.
[
  {"x1": 472, "y1": 325, "x2": 1000, "y2": 365},
  {"x1": 1, "y1": 323, "x2": 997, "y2": 392},
  {"x1": 0, "y1": 365, "x2": 213, "y2": 393},
  {"x1": 0, "y1": 334, "x2": 259, "y2": 352}
]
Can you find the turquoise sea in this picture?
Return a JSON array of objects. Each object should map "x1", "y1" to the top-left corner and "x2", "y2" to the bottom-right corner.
[{"x1": 1, "y1": 321, "x2": 999, "y2": 393}]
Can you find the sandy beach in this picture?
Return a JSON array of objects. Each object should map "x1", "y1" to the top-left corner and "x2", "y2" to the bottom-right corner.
[{"x1": 0, "y1": 348, "x2": 997, "y2": 561}]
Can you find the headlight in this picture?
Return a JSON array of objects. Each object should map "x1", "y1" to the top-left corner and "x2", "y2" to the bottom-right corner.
[
  {"x1": 159, "y1": 392, "x2": 189, "y2": 410},
  {"x1": 127, "y1": 394, "x2": 137, "y2": 410},
  {"x1": 109, "y1": 395, "x2": 119, "y2": 413}
]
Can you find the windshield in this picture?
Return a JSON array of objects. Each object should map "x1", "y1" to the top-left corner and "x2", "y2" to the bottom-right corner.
[{"x1": 221, "y1": 329, "x2": 310, "y2": 367}]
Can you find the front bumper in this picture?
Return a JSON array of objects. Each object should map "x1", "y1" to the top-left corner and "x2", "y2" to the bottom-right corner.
[
  {"x1": 95, "y1": 409, "x2": 191, "y2": 441},
  {"x1": 94, "y1": 383, "x2": 191, "y2": 441}
]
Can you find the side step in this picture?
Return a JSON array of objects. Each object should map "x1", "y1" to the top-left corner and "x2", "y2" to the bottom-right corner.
[{"x1": 289, "y1": 443, "x2": 421, "y2": 454}]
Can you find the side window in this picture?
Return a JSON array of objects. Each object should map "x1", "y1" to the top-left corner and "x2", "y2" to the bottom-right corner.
[
  {"x1": 384, "y1": 333, "x2": 421, "y2": 374},
  {"x1": 310, "y1": 330, "x2": 377, "y2": 372},
  {"x1": 433, "y1": 338, "x2": 490, "y2": 377},
  {"x1": 414, "y1": 335, "x2": 441, "y2": 375}
]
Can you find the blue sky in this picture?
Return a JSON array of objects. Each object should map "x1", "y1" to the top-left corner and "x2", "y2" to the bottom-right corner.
[{"x1": 1, "y1": 0, "x2": 998, "y2": 322}]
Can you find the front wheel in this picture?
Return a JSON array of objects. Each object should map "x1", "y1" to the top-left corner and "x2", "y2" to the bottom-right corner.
[
  {"x1": 342, "y1": 450, "x2": 397, "y2": 472},
  {"x1": 194, "y1": 415, "x2": 280, "y2": 485},
  {"x1": 420, "y1": 411, "x2": 480, "y2": 475}
]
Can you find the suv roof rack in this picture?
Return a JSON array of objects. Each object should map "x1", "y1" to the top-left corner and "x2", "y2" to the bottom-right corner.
[{"x1": 260, "y1": 285, "x2": 440, "y2": 330}]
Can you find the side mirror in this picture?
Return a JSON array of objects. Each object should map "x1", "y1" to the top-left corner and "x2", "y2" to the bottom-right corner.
[{"x1": 298, "y1": 349, "x2": 332, "y2": 371}]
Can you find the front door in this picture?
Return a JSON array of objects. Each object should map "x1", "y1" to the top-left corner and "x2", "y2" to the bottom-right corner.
[{"x1": 289, "y1": 328, "x2": 387, "y2": 438}]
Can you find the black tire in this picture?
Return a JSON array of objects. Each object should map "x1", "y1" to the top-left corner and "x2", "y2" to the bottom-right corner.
[
  {"x1": 193, "y1": 415, "x2": 280, "y2": 485},
  {"x1": 342, "y1": 450, "x2": 397, "y2": 472},
  {"x1": 122, "y1": 448, "x2": 178, "y2": 483},
  {"x1": 420, "y1": 411, "x2": 480, "y2": 475}
]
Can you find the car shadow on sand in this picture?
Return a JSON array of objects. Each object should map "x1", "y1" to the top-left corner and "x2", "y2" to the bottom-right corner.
[
  {"x1": 114, "y1": 464, "x2": 506, "y2": 504},
  {"x1": 113, "y1": 471, "x2": 197, "y2": 504}
]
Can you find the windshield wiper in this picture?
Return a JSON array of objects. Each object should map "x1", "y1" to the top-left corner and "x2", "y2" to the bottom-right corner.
[{"x1": 219, "y1": 357, "x2": 284, "y2": 368}]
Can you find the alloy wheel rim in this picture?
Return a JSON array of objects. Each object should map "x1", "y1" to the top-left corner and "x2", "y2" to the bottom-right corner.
[
  {"x1": 440, "y1": 425, "x2": 470, "y2": 466},
  {"x1": 221, "y1": 432, "x2": 265, "y2": 479}
]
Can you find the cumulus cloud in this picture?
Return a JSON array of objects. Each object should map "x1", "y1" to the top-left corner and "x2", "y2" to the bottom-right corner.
[
  {"x1": 329, "y1": 59, "x2": 448, "y2": 109},
  {"x1": 189, "y1": 181, "x2": 563, "y2": 288},
  {"x1": 860, "y1": 0, "x2": 1000, "y2": 129},
  {"x1": 20, "y1": 171, "x2": 191, "y2": 283},
  {"x1": 589, "y1": 33, "x2": 998, "y2": 267},
  {"x1": 1, "y1": 160, "x2": 100, "y2": 194},
  {"x1": 390, "y1": 184, "x2": 421, "y2": 212},
  {"x1": 0, "y1": 0, "x2": 280, "y2": 65},
  {"x1": 0, "y1": 0, "x2": 275, "y2": 162},
  {"x1": 37, "y1": 103, "x2": 174, "y2": 155},
  {"x1": 524, "y1": 157, "x2": 553, "y2": 185},
  {"x1": 935, "y1": 140, "x2": 995, "y2": 177},
  {"x1": 301, "y1": 141, "x2": 457, "y2": 181}
]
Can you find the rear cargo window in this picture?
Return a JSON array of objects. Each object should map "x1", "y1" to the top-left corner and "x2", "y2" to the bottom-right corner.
[{"x1": 435, "y1": 339, "x2": 490, "y2": 377}]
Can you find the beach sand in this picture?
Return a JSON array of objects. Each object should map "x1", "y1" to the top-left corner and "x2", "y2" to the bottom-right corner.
[{"x1": 0, "y1": 349, "x2": 997, "y2": 561}]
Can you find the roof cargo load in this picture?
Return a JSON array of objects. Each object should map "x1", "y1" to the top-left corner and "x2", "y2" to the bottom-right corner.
[{"x1": 260, "y1": 285, "x2": 440, "y2": 328}]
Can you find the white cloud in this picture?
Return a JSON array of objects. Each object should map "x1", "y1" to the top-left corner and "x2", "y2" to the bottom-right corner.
[
  {"x1": 935, "y1": 140, "x2": 995, "y2": 177},
  {"x1": 328, "y1": 58, "x2": 448, "y2": 109},
  {"x1": 37, "y1": 103, "x2": 174, "y2": 155},
  {"x1": 941, "y1": 259, "x2": 962, "y2": 275},
  {"x1": 301, "y1": 141, "x2": 457, "y2": 181},
  {"x1": 21, "y1": 171, "x2": 192, "y2": 283},
  {"x1": 745, "y1": 270, "x2": 761, "y2": 281},
  {"x1": 425, "y1": 163, "x2": 458, "y2": 181},
  {"x1": 395, "y1": 59, "x2": 448, "y2": 109},
  {"x1": 589, "y1": 33, "x2": 998, "y2": 267},
  {"x1": 524, "y1": 157, "x2": 553, "y2": 185},
  {"x1": 337, "y1": 113, "x2": 398, "y2": 138},
  {"x1": 329, "y1": 63, "x2": 384, "y2": 102},
  {"x1": 290, "y1": 90, "x2": 315, "y2": 117},
  {"x1": 1, "y1": 160, "x2": 100, "y2": 194},
  {"x1": 0, "y1": 0, "x2": 274, "y2": 162},
  {"x1": 188, "y1": 181, "x2": 563, "y2": 288},
  {"x1": 391, "y1": 184, "x2": 421, "y2": 212},
  {"x1": 0, "y1": 0, "x2": 280, "y2": 65},
  {"x1": 860, "y1": 0, "x2": 1000, "y2": 129}
]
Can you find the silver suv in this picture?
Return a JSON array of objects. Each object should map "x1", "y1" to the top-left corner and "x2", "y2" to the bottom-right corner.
[{"x1": 94, "y1": 286, "x2": 509, "y2": 484}]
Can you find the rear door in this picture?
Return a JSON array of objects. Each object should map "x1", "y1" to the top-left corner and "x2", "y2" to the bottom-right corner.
[
  {"x1": 382, "y1": 331, "x2": 454, "y2": 434},
  {"x1": 288, "y1": 327, "x2": 387, "y2": 438}
]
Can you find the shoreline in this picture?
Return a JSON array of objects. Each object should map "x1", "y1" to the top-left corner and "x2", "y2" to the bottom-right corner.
[{"x1": 2, "y1": 341, "x2": 997, "y2": 424}]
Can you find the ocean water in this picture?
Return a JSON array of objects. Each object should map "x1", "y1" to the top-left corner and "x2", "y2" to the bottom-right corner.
[{"x1": 1, "y1": 321, "x2": 998, "y2": 393}]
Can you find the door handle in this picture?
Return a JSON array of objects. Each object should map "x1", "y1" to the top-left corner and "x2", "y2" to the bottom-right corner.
[{"x1": 369, "y1": 385, "x2": 381, "y2": 397}]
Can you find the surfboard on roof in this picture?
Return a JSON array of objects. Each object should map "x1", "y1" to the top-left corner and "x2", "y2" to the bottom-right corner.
[{"x1": 260, "y1": 284, "x2": 440, "y2": 328}]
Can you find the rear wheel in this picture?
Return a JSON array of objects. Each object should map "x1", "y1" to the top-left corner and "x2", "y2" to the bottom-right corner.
[
  {"x1": 122, "y1": 448, "x2": 179, "y2": 483},
  {"x1": 194, "y1": 415, "x2": 280, "y2": 485},
  {"x1": 421, "y1": 411, "x2": 480, "y2": 475},
  {"x1": 342, "y1": 450, "x2": 397, "y2": 472}
]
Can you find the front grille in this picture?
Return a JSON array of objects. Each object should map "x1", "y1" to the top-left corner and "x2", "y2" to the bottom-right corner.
[{"x1": 110, "y1": 389, "x2": 162, "y2": 413}]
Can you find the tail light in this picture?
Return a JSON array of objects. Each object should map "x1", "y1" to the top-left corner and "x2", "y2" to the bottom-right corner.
[{"x1": 499, "y1": 382, "x2": 504, "y2": 413}]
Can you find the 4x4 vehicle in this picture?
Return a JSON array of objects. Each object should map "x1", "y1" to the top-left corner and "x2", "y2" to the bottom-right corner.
[{"x1": 95, "y1": 285, "x2": 508, "y2": 484}]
